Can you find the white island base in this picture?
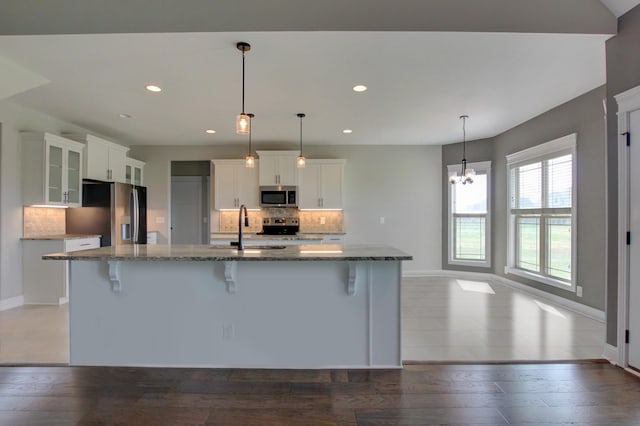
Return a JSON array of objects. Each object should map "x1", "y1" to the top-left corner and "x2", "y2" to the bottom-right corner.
[{"x1": 68, "y1": 258, "x2": 402, "y2": 369}]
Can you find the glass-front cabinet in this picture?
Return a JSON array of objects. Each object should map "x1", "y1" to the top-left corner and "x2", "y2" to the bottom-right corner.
[
  {"x1": 22, "y1": 132, "x2": 84, "y2": 207},
  {"x1": 125, "y1": 158, "x2": 145, "y2": 186}
]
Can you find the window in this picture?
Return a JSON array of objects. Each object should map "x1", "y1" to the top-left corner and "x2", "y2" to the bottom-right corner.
[
  {"x1": 448, "y1": 161, "x2": 491, "y2": 267},
  {"x1": 506, "y1": 134, "x2": 576, "y2": 290}
]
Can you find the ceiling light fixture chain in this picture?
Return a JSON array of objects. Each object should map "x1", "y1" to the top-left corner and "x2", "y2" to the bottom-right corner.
[
  {"x1": 450, "y1": 114, "x2": 475, "y2": 185},
  {"x1": 236, "y1": 41, "x2": 251, "y2": 134},
  {"x1": 297, "y1": 113, "x2": 306, "y2": 168}
]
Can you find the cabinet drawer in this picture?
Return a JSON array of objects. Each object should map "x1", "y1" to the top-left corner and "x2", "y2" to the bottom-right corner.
[
  {"x1": 322, "y1": 235, "x2": 345, "y2": 243},
  {"x1": 65, "y1": 237, "x2": 100, "y2": 252}
]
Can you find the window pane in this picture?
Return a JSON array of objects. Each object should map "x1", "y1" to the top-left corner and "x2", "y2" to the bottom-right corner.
[
  {"x1": 517, "y1": 216, "x2": 540, "y2": 272},
  {"x1": 547, "y1": 155, "x2": 572, "y2": 208},
  {"x1": 454, "y1": 216, "x2": 486, "y2": 260},
  {"x1": 453, "y1": 173, "x2": 487, "y2": 213},
  {"x1": 546, "y1": 216, "x2": 571, "y2": 281},
  {"x1": 516, "y1": 162, "x2": 542, "y2": 209}
]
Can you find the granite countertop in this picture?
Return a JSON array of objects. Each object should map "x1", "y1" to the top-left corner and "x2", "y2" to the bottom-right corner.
[
  {"x1": 21, "y1": 234, "x2": 101, "y2": 241},
  {"x1": 42, "y1": 244, "x2": 412, "y2": 262}
]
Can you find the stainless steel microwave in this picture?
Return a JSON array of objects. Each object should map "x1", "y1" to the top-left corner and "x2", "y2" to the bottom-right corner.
[{"x1": 259, "y1": 186, "x2": 297, "y2": 207}]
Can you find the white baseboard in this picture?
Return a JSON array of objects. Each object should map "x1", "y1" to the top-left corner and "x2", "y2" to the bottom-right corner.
[
  {"x1": 0, "y1": 295, "x2": 24, "y2": 311},
  {"x1": 602, "y1": 344, "x2": 618, "y2": 365},
  {"x1": 403, "y1": 270, "x2": 605, "y2": 323},
  {"x1": 492, "y1": 275, "x2": 605, "y2": 322}
]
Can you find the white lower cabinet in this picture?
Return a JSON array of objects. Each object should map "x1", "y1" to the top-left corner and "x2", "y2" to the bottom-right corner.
[{"x1": 22, "y1": 237, "x2": 100, "y2": 304}]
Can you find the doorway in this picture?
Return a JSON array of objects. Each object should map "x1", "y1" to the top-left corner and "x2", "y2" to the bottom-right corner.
[
  {"x1": 616, "y1": 84, "x2": 640, "y2": 372},
  {"x1": 170, "y1": 161, "x2": 210, "y2": 244}
]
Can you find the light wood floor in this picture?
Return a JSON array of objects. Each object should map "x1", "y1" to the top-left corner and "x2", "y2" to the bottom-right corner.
[{"x1": 0, "y1": 276, "x2": 605, "y2": 364}]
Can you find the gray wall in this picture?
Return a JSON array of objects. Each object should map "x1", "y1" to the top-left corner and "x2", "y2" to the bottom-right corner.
[
  {"x1": 130, "y1": 144, "x2": 442, "y2": 274},
  {"x1": 442, "y1": 85, "x2": 607, "y2": 312},
  {"x1": 605, "y1": 4, "x2": 640, "y2": 346}
]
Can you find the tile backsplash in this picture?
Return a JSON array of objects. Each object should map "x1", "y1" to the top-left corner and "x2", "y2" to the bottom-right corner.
[
  {"x1": 218, "y1": 209, "x2": 343, "y2": 233},
  {"x1": 23, "y1": 207, "x2": 66, "y2": 237}
]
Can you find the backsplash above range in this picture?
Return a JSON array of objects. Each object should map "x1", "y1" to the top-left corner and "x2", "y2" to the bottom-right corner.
[{"x1": 219, "y1": 209, "x2": 343, "y2": 233}]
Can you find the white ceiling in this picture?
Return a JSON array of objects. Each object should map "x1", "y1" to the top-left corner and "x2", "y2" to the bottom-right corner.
[{"x1": 0, "y1": 0, "x2": 634, "y2": 147}]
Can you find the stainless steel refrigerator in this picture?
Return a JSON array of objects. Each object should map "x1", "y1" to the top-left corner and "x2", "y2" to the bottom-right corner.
[{"x1": 66, "y1": 181, "x2": 147, "y2": 246}]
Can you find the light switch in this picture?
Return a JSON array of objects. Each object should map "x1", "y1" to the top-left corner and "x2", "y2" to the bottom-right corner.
[{"x1": 379, "y1": 216, "x2": 385, "y2": 225}]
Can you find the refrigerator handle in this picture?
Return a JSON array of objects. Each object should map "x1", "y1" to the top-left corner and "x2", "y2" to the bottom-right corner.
[{"x1": 132, "y1": 188, "x2": 140, "y2": 243}]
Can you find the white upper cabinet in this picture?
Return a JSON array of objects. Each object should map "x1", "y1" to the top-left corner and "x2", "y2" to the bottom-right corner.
[
  {"x1": 298, "y1": 159, "x2": 345, "y2": 210},
  {"x1": 64, "y1": 134, "x2": 129, "y2": 182},
  {"x1": 257, "y1": 151, "x2": 299, "y2": 186},
  {"x1": 21, "y1": 132, "x2": 84, "y2": 207},
  {"x1": 125, "y1": 158, "x2": 145, "y2": 186},
  {"x1": 212, "y1": 159, "x2": 259, "y2": 210}
]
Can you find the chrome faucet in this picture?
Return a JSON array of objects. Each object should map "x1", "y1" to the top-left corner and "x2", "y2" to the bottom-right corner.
[{"x1": 236, "y1": 204, "x2": 249, "y2": 250}]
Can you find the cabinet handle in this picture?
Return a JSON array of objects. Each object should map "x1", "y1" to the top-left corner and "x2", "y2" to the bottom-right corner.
[
  {"x1": 318, "y1": 198, "x2": 321, "y2": 208},
  {"x1": 321, "y1": 198, "x2": 324, "y2": 208},
  {"x1": 80, "y1": 243, "x2": 91, "y2": 246}
]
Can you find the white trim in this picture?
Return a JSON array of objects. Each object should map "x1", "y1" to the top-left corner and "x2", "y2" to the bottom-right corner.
[
  {"x1": 614, "y1": 85, "x2": 640, "y2": 113},
  {"x1": 0, "y1": 295, "x2": 25, "y2": 311},
  {"x1": 447, "y1": 161, "x2": 492, "y2": 268},
  {"x1": 505, "y1": 266, "x2": 574, "y2": 292},
  {"x1": 506, "y1": 133, "x2": 576, "y2": 165},
  {"x1": 402, "y1": 270, "x2": 604, "y2": 322},
  {"x1": 492, "y1": 274, "x2": 604, "y2": 322},
  {"x1": 603, "y1": 344, "x2": 619, "y2": 365},
  {"x1": 615, "y1": 84, "x2": 640, "y2": 369}
]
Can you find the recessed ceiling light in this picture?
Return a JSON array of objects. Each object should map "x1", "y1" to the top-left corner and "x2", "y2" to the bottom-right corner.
[
  {"x1": 145, "y1": 84, "x2": 162, "y2": 92},
  {"x1": 205, "y1": 129, "x2": 216, "y2": 134},
  {"x1": 118, "y1": 113, "x2": 131, "y2": 119},
  {"x1": 353, "y1": 85, "x2": 367, "y2": 92},
  {"x1": 343, "y1": 129, "x2": 353, "y2": 134}
]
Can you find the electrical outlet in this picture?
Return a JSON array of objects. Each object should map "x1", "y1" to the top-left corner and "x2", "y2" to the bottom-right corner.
[
  {"x1": 223, "y1": 323, "x2": 234, "y2": 340},
  {"x1": 320, "y1": 217, "x2": 326, "y2": 225},
  {"x1": 155, "y1": 216, "x2": 165, "y2": 224},
  {"x1": 576, "y1": 286, "x2": 583, "y2": 297},
  {"x1": 379, "y1": 216, "x2": 385, "y2": 225}
]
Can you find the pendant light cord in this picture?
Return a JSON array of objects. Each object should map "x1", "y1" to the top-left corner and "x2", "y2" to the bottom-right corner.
[
  {"x1": 461, "y1": 115, "x2": 467, "y2": 162},
  {"x1": 241, "y1": 49, "x2": 246, "y2": 114},
  {"x1": 299, "y1": 115, "x2": 303, "y2": 154}
]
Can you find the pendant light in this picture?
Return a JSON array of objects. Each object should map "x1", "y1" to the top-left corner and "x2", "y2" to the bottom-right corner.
[
  {"x1": 245, "y1": 113, "x2": 255, "y2": 168},
  {"x1": 296, "y1": 113, "x2": 306, "y2": 168},
  {"x1": 449, "y1": 115, "x2": 475, "y2": 185},
  {"x1": 236, "y1": 42, "x2": 251, "y2": 134}
]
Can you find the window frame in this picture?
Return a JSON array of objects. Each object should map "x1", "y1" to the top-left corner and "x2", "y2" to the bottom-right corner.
[
  {"x1": 505, "y1": 133, "x2": 577, "y2": 291},
  {"x1": 447, "y1": 160, "x2": 492, "y2": 268}
]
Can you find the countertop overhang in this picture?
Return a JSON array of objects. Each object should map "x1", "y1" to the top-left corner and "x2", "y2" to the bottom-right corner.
[{"x1": 42, "y1": 244, "x2": 412, "y2": 262}]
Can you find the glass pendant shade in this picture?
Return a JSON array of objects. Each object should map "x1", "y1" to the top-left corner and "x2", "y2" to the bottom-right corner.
[
  {"x1": 245, "y1": 155, "x2": 255, "y2": 168},
  {"x1": 236, "y1": 113, "x2": 250, "y2": 134},
  {"x1": 296, "y1": 155, "x2": 306, "y2": 168}
]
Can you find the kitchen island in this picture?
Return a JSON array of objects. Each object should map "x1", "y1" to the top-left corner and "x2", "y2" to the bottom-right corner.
[{"x1": 43, "y1": 244, "x2": 411, "y2": 369}]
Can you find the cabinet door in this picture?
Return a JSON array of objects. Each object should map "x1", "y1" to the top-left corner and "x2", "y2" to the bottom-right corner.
[
  {"x1": 46, "y1": 143, "x2": 64, "y2": 204},
  {"x1": 258, "y1": 156, "x2": 278, "y2": 185},
  {"x1": 125, "y1": 164, "x2": 133, "y2": 184},
  {"x1": 108, "y1": 148, "x2": 127, "y2": 183},
  {"x1": 66, "y1": 147, "x2": 83, "y2": 206},
  {"x1": 298, "y1": 163, "x2": 322, "y2": 209},
  {"x1": 237, "y1": 165, "x2": 259, "y2": 209},
  {"x1": 85, "y1": 139, "x2": 110, "y2": 181},
  {"x1": 214, "y1": 163, "x2": 240, "y2": 209},
  {"x1": 320, "y1": 163, "x2": 344, "y2": 209},
  {"x1": 134, "y1": 166, "x2": 143, "y2": 186},
  {"x1": 277, "y1": 157, "x2": 298, "y2": 186}
]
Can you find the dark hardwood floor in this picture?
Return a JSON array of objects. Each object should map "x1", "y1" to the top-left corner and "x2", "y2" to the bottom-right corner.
[{"x1": 1, "y1": 361, "x2": 640, "y2": 425}]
